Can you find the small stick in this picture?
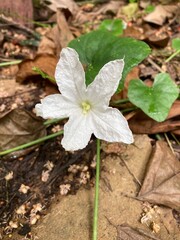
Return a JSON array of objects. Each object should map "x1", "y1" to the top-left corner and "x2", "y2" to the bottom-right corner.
[
  {"x1": 164, "y1": 133, "x2": 175, "y2": 154},
  {"x1": 147, "y1": 57, "x2": 164, "y2": 73}
]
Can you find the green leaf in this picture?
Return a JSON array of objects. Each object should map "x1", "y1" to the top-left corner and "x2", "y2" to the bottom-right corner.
[
  {"x1": 122, "y1": 3, "x2": 138, "y2": 19},
  {"x1": 172, "y1": 38, "x2": 180, "y2": 51},
  {"x1": 144, "y1": 5, "x2": 155, "y2": 14},
  {"x1": 68, "y1": 30, "x2": 150, "y2": 91},
  {"x1": 99, "y1": 19, "x2": 124, "y2": 36},
  {"x1": 128, "y1": 73, "x2": 179, "y2": 122}
]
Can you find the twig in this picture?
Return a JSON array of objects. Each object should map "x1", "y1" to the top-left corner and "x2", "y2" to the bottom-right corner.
[
  {"x1": 164, "y1": 133, "x2": 175, "y2": 154},
  {"x1": 171, "y1": 133, "x2": 180, "y2": 145},
  {"x1": 0, "y1": 130, "x2": 64, "y2": 157},
  {"x1": 120, "y1": 157, "x2": 141, "y2": 187},
  {"x1": 147, "y1": 57, "x2": 164, "y2": 73}
]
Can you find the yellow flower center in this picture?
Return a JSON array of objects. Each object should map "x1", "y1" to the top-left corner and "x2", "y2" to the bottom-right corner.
[{"x1": 81, "y1": 101, "x2": 91, "y2": 115}]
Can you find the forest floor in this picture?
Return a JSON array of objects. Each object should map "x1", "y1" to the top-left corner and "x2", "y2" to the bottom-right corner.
[{"x1": 0, "y1": 0, "x2": 179, "y2": 239}]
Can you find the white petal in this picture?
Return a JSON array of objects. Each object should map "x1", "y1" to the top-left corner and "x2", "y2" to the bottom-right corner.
[
  {"x1": 55, "y1": 48, "x2": 86, "y2": 102},
  {"x1": 92, "y1": 107, "x2": 133, "y2": 144},
  {"x1": 35, "y1": 94, "x2": 77, "y2": 119},
  {"x1": 87, "y1": 59, "x2": 124, "y2": 109},
  {"x1": 61, "y1": 113, "x2": 93, "y2": 151}
]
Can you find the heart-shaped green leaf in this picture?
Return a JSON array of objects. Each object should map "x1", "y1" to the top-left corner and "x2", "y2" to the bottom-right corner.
[
  {"x1": 128, "y1": 73, "x2": 179, "y2": 122},
  {"x1": 98, "y1": 19, "x2": 124, "y2": 36},
  {"x1": 68, "y1": 30, "x2": 150, "y2": 91}
]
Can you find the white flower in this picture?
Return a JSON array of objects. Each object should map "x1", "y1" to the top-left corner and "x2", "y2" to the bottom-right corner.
[{"x1": 35, "y1": 47, "x2": 133, "y2": 151}]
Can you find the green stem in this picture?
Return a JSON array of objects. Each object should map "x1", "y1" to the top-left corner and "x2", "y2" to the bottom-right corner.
[
  {"x1": 155, "y1": 134, "x2": 162, "y2": 140},
  {"x1": 121, "y1": 107, "x2": 138, "y2": 113},
  {"x1": 93, "y1": 138, "x2": 101, "y2": 240},
  {"x1": 0, "y1": 130, "x2": 63, "y2": 156},
  {"x1": 44, "y1": 118, "x2": 64, "y2": 126},
  {"x1": 111, "y1": 98, "x2": 129, "y2": 105},
  {"x1": 0, "y1": 60, "x2": 22, "y2": 67},
  {"x1": 165, "y1": 49, "x2": 180, "y2": 63}
]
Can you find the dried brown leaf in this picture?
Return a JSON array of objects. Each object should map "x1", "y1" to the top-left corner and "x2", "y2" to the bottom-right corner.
[
  {"x1": 16, "y1": 54, "x2": 57, "y2": 84},
  {"x1": 117, "y1": 224, "x2": 161, "y2": 240},
  {"x1": 138, "y1": 141, "x2": 180, "y2": 210},
  {"x1": 46, "y1": 0, "x2": 79, "y2": 15},
  {"x1": 98, "y1": 0, "x2": 122, "y2": 15},
  {"x1": 143, "y1": 4, "x2": 179, "y2": 25},
  {"x1": 124, "y1": 26, "x2": 145, "y2": 40},
  {"x1": 38, "y1": 9, "x2": 74, "y2": 55},
  {"x1": 145, "y1": 31, "x2": 169, "y2": 48},
  {"x1": 128, "y1": 100, "x2": 180, "y2": 134},
  {"x1": 0, "y1": 108, "x2": 46, "y2": 152},
  {"x1": 112, "y1": 67, "x2": 140, "y2": 101}
]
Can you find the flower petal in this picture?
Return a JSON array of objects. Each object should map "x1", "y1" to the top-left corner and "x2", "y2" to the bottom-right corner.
[
  {"x1": 61, "y1": 113, "x2": 93, "y2": 151},
  {"x1": 92, "y1": 107, "x2": 133, "y2": 144},
  {"x1": 87, "y1": 59, "x2": 124, "y2": 109},
  {"x1": 35, "y1": 94, "x2": 77, "y2": 119},
  {"x1": 55, "y1": 48, "x2": 86, "y2": 102}
]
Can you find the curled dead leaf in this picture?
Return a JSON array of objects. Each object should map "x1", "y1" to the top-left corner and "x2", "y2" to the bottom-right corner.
[
  {"x1": 0, "y1": 108, "x2": 46, "y2": 156},
  {"x1": 16, "y1": 54, "x2": 57, "y2": 84},
  {"x1": 138, "y1": 141, "x2": 180, "y2": 210},
  {"x1": 38, "y1": 9, "x2": 74, "y2": 55},
  {"x1": 128, "y1": 100, "x2": 180, "y2": 135},
  {"x1": 45, "y1": 0, "x2": 79, "y2": 15},
  {"x1": 117, "y1": 223, "x2": 161, "y2": 240},
  {"x1": 143, "y1": 4, "x2": 179, "y2": 26}
]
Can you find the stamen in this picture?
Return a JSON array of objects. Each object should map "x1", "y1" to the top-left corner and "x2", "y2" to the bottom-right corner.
[{"x1": 81, "y1": 101, "x2": 91, "y2": 114}]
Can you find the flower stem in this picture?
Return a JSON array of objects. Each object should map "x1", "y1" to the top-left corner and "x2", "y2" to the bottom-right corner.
[
  {"x1": 0, "y1": 130, "x2": 63, "y2": 156},
  {"x1": 93, "y1": 138, "x2": 101, "y2": 240}
]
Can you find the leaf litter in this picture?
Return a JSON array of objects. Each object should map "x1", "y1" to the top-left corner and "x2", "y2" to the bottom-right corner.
[
  {"x1": 138, "y1": 140, "x2": 180, "y2": 210},
  {"x1": 0, "y1": 0, "x2": 180, "y2": 239}
]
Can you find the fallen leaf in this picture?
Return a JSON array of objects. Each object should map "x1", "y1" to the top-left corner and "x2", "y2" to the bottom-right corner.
[
  {"x1": 38, "y1": 9, "x2": 74, "y2": 55},
  {"x1": 56, "y1": 9, "x2": 74, "y2": 48},
  {"x1": 122, "y1": 67, "x2": 140, "y2": 99},
  {"x1": 117, "y1": 223, "x2": 161, "y2": 240},
  {"x1": 145, "y1": 31, "x2": 169, "y2": 48},
  {"x1": 143, "y1": 5, "x2": 178, "y2": 25},
  {"x1": 128, "y1": 100, "x2": 180, "y2": 134},
  {"x1": 0, "y1": 108, "x2": 46, "y2": 153},
  {"x1": 138, "y1": 141, "x2": 180, "y2": 210},
  {"x1": 124, "y1": 26, "x2": 145, "y2": 40},
  {"x1": 98, "y1": 0, "x2": 122, "y2": 15},
  {"x1": 45, "y1": 0, "x2": 79, "y2": 15},
  {"x1": 111, "y1": 67, "x2": 140, "y2": 102},
  {"x1": 16, "y1": 54, "x2": 57, "y2": 84}
]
